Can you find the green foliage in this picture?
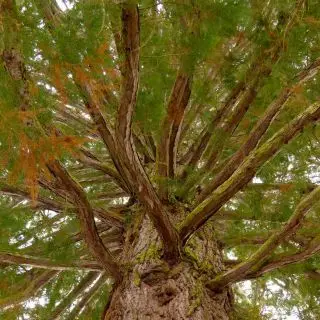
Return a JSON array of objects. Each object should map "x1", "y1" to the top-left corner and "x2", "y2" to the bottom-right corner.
[{"x1": 0, "y1": 0, "x2": 319, "y2": 319}]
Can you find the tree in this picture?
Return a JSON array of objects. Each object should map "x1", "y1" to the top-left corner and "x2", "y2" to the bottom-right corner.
[{"x1": 0, "y1": 0, "x2": 319, "y2": 318}]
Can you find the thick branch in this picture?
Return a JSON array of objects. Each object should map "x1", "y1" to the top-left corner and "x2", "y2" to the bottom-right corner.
[
  {"x1": 35, "y1": 0, "x2": 132, "y2": 193},
  {"x1": 179, "y1": 0, "x2": 305, "y2": 191},
  {"x1": 0, "y1": 252, "x2": 102, "y2": 271},
  {"x1": 177, "y1": 66, "x2": 274, "y2": 198},
  {"x1": 178, "y1": 31, "x2": 252, "y2": 165},
  {"x1": 36, "y1": 0, "x2": 180, "y2": 262},
  {"x1": 114, "y1": 4, "x2": 181, "y2": 262},
  {"x1": 157, "y1": 71, "x2": 192, "y2": 199},
  {"x1": 48, "y1": 161, "x2": 121, "y2": 281},
  {"x1": 199, "y1": 57, "x2": 320, "y2": 202},
  {"x1": 115, "y1": 4, "x2": 140, "y2": 154},
  {"x1": 0, "y1": 180, "x2": 124, "y2": 228},
  {"x1": 1, "y1": 1, "x2": 121, "y2": 282},
  {"x1": 245, "y1": 235, "x2": 320, "y2": 280},
  {"x1": 179, "y1": 102, "x2": 320, "y2": 243},
  {"x1": 207, "y1": 186, "x2": 320, "y2": 290}
]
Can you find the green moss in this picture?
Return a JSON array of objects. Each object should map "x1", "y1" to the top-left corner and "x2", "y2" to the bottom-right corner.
[
  {"x1": 184, "y1": 246, "x2": 200, "y2": 266},
  {"x1": 133, "y1": 269, "x2": 141, "y2": 287},
  {"x1": 168, "y1": 263, "x2": 184, "y2": 279},
  {"x1": 135, "y1": 243, "x2": 160, "y2": 264},
  {"x1": 188, "y1": 280, "x2": 204, "y2": 316},
  {"x1": 184, "y1": 238, "x2": 215, "y2": 274}
]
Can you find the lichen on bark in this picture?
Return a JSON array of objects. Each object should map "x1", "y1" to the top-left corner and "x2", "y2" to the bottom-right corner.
[{"x1": 105, "y1": 206, "x2": 232, "y2": 319}]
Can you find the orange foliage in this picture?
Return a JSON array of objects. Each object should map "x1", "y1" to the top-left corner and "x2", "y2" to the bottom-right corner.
[
  {"x1": 8, "y1": 130, "x2": 86, "y2": 204},
  {"x1": 51, "y1": 64, "x2": 68, "y2": 104}
]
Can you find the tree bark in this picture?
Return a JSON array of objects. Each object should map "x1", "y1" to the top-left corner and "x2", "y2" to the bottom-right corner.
[{"x1": 104, "y1": 208, "x2": 233, "y2": 319}]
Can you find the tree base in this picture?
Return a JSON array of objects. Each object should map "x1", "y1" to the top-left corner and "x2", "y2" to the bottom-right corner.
[{"x1": 105, "y1": 263, "x2": 232, "y2": 320}]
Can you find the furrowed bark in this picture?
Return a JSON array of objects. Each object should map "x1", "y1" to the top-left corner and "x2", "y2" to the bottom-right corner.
[
  {"x1": 115, "y1": 4, "x2": 181, "y2": 262},
  {"x1": 157, "y1": 72, "x2": 192, "y2": 199},
  {"x1": 48, "y1": 161, "x2": 121, "y2": 281},
  {"x1": 51, "y1": 271, "x2": 100, "y2": 320},
  {"x1": 115, "y1": 3, "x2": 140, "y2": 159},
  {"x1": 179, "y1": 102, "x2": 320, "y2": 243},
  {"x1": 105, "y1": 212, "x2": 232, "y2": 320},
  {"x1": 207, "y1": 186, "x2": 320, "y2": 290},
  {"x1": 79, "y1": 87, "x2": 132, "y2": 192},
  {"x1": 0, "y1": 252, "x2": 102, "y2": 271},
  {"x1": 133, "y1": 132, "x2": 154, "y2": 163},
  {"x1": 199, "y1": 57, "x2": 320, "y2": 202},
  {"x1": 0, "y1": 270, "x2": 58, "y2": 310},
  {"x1": 37, "y1": 0, "x2": 177, "y2": 263}
]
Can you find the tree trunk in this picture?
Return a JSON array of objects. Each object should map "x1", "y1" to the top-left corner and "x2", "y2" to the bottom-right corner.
[{"x1": 105, "y1": 208, "x2": 233, "y2": 319}]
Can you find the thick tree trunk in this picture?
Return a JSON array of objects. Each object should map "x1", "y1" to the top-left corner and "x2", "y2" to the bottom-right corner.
[{"x1": 105, "y1": 208, "x2": 233, "y2": 319}]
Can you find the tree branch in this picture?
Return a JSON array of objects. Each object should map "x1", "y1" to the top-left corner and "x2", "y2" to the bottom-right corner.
[
  {"x1": 35, "y1": 0, "x2": 133, "y2": 193},
  {"x1": 0, "y1": 252, "x2": 102, "y2": 271},
  {"x1": 1, "y1": 0, "x2": 122, "y2": 282},
  {"x1": 113, "y1": 4, "x2": 181, "y2": 262},
  {"x1": 199, "y1": 57, "x2": 320, "y2": 202},
  {"x1": 51, "y1": 271, "x2": 100, "y2": 320},
  {"x1": 35, "y1": 0, "x2": 180, "y2": 262},
  {"x1": 0, "y1": 179, "x2": 124, "y2": 228},
  {"x1": 0, "y1": 182, "x2": 66, "y2": 212},
  {"x1": 245, "y1": 235, "x2": 320, "y2": 280},
  {"x1": 179, "y1": 102, "x2": 320, "y2": 243},
  {"x1": 65, "y1": 273, "x2": 108, "y2": 320},
  {"x1": 178, "y1": 0, "x2": 306, "y2": 194},
  {"x1": 179, "y1": 78, "x2": 246, "y2": 181},
  {"x1": 207, "y1": 186, "x2": 320, "y2": 290},
  {"x1": 0, "y1": 270, "x2": 59, "y2": 310},
  {"x1": 77, "y1": 152, "x2": 130, "y2": 194},
  {"x1": 47, "y1": 161, "x2": 122, "y2": 282},
  {"x1": 157, "y1": 71, "x2": 192, "y2": 199}
]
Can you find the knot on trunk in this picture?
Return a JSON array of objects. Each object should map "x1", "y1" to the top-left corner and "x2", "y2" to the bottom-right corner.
[{"x1": 153, "y1": 279, "x2": 178, "y2": 306}]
